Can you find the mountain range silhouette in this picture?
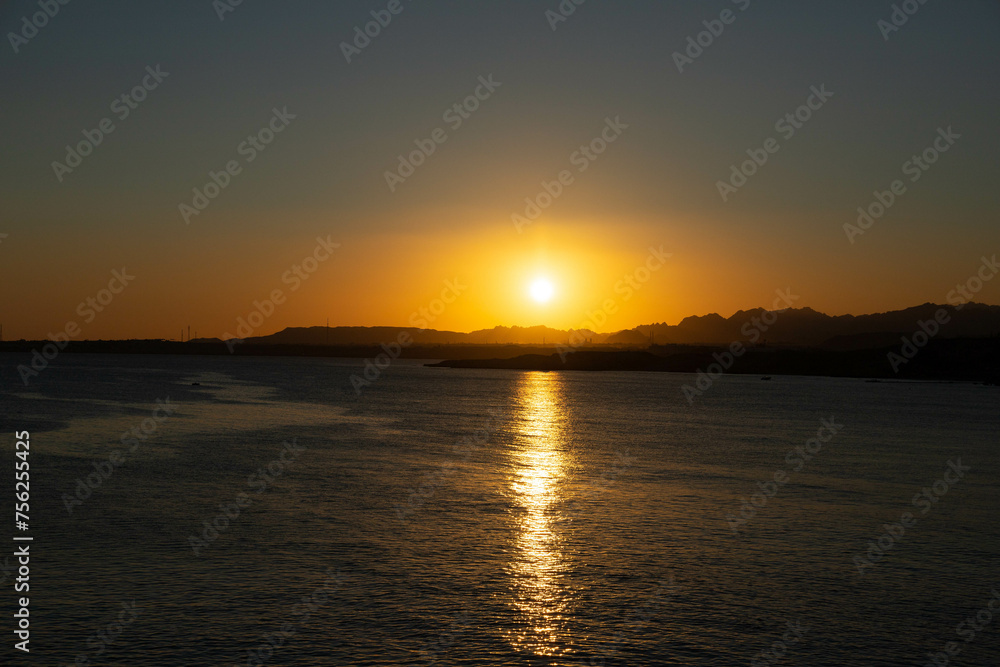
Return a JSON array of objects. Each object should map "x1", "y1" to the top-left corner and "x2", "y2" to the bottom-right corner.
[{"x1": 212, "y1": 302, "x2": 1000, "y2": 349}]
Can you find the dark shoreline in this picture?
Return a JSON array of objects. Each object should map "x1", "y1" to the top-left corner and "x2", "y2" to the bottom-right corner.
[
  {"x1": 2, "y1": 338, "x2": 998, "y2": 383},
  {"x1": 426, "y1": 341, "x2": 1000, "y2": 383}
]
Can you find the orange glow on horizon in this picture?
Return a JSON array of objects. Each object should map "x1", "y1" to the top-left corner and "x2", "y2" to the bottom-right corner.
[{"x1": 6, "y1": 210, "x2": 998, "y2": 341}]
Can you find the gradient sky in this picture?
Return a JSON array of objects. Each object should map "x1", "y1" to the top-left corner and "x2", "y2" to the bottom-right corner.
[{"x1": 2, "y1": 0, "x2": 999, "y2": 340}]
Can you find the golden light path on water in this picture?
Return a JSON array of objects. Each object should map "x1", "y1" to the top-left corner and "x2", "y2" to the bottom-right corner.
[{"x1": 505, "y1": 371, "x2": 573, "y2": 658}]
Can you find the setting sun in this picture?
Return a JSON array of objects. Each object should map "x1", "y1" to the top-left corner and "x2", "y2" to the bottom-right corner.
[
  {"x1": 529, "y1": 278, "x2": 555, "y2": 304},
  {"x1": 5, "y1": 4, "x2": 1000, "y2": 664}
]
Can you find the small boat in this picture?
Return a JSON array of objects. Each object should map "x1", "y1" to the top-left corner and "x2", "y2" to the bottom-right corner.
[
  {"x1": 761, "y1": 376, "x2": 772, "y2": 381},
  {"x1": 191, "y1": 382, "x2": 201, "y2": 386}
]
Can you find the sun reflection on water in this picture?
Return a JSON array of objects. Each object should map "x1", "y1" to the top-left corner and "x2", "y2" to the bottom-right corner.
[{"x1": 505, "y1": 371, "x2": 572, "y2": 658}]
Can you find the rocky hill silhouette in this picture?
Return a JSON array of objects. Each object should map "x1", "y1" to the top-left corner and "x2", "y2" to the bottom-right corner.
[{"x1": 231, "y1": 303, "x2": 1000, "y2": 348}]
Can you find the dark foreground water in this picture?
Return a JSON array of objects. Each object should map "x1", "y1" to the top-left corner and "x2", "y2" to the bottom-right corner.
[{"x1": 0, "y1": 353, "x2": 998, "y2": 666}]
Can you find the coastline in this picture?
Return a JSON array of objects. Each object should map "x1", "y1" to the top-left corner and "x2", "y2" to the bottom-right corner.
[{"x1": 3, "y1": 338, "x2": 997, "y2": 384}]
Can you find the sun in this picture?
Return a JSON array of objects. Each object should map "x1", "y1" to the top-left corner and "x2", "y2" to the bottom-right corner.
[{"x1": 529, "y1": 277, "x2": 555, "y2": 304}]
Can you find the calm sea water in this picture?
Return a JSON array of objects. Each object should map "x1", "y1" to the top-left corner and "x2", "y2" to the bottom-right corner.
[{"x1": 1, "y1": 353, "x2": 998, "y2": 666}]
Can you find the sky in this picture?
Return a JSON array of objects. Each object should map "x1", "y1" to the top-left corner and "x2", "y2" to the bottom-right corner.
[{"x1": 1, "y1": 0, "x2": 998, "y2": 340}]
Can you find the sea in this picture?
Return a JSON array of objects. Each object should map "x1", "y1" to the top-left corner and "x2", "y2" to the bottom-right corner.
[{"x1": 0, "y1": 353, "x2": 998, "y2": 666}]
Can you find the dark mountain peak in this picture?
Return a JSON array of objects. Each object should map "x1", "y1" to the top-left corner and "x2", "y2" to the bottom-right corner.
[
  {"x1": 678, "y1": 312, "x2": 727, "y2": 326},
  {"x1": 228, "y1": 302, "x2": 1000, "y2": 349}
]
